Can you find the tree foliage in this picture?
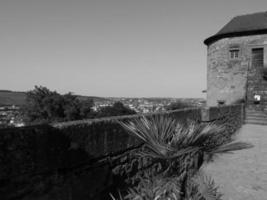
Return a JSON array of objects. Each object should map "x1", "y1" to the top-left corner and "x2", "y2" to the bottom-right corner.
[
  {"x1": 165, "y1": 101, "x2": 193, "y2": 111},
  {"x1": 22, "y1": 86, "x2": 136, "y2": 124},
  {"x1": 23, "y1": 86, "x2": 94, "y2": 124},
  {"x1": 96, "y1": 101, "x2": 136, "y2": 118}
]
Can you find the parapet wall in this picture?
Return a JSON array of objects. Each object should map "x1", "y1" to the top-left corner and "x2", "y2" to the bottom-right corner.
[{"x1": 0, "y1": 105, "x2": 243, "y2": 200}]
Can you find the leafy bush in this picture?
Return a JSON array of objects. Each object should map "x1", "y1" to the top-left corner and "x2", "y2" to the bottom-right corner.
[
  {"x1": 23, "y1": 86, "x2": 95, "y2": 124},
  {"x1": 125, "y1": 174, "x2": 182, "y2": 200},
  {"x1": 22, "y1": 86, "x2": 137, "y2": 124},
  {"x1": 96, "y1": 102, "x2": 136, "y2": 118},
  {"x1": 186, "y1": 171, "x2": 223, "y2": 200},
  {"x1": 165, "y1": 101, "x2": 193, "y2": 111}
]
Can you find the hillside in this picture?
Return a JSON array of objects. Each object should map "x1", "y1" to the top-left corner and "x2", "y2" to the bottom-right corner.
[
  {"x1": 0, "y1": 90, "x2": 108, "y2": 106},
  {"x1": 0, "y1": 91, "x2": 26, "y2": 106},
  {"x1": 0, "y1": 90, "x2": 205, "y2": 107}
]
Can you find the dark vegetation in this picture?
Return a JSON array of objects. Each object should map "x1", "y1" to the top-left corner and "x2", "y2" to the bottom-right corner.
[
  {"x1": 22, "y1": 86, "x2": 136, "y2": 124},
  {"x1": 22, "y1": 86, "x2": 94, "y2": 124},
  {"x1": 96, "y1": 101, "x2": 136, "y2": 118},
  {"x1": 114, "y1": 116, "x2": 252, "y2": 200},
  {"x1": 165, "y1": 101, "x2": 194, "y2": 110}
]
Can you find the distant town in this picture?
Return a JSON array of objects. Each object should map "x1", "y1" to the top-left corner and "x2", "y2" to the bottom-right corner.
[
  {"x1": 92, "y1": 97, "x2": 205, "y2": 113},
  {"x1": 0, "y1": 90, "x2": 205, "y2": 128}
]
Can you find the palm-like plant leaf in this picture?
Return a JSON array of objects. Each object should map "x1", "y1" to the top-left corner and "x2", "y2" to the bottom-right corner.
[
  {"x1": 210, "y1": 141, "x2": 253, "y2": 154},
  {"x1": 125, "y1": 173, "x2": 183, "y2": 200},
  {"x1": 116, "y1": 115, "x2": 253, "y2": 200},
  {"x1": 118, "y1": 116, "x2": 252, "y2": 162},
  {"x1": 188, "y1": 171, "x2": 223, "y2": 200},
  {"x1": 118, "y1": 116, "x2": 178, "y2": 158}
]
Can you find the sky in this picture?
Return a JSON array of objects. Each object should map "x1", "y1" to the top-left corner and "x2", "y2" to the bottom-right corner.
[{"x1": 0, "y1": 0, "x2": 267, "y2": 98}]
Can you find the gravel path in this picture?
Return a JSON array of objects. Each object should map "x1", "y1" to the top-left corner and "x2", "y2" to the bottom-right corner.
[{"x1": 204, "y1": 124, "x2": 267, "y2": 200}]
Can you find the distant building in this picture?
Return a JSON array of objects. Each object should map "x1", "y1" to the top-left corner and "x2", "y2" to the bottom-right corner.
[{"x1": 204, "y1": 11, "x2": 267, "y2": 108}]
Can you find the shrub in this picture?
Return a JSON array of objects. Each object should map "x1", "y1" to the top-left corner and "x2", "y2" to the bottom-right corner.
[
  {"x1": 165, "y1": 101, "x2": 193, "y2": 111},
  {"x1": 114, "y1": 115, "x2": 252, "y2": 200},
  {"x1": 96, "y1": 102, "x2": 136, "y2": 118},
  {"x1": 22, "y1": 86, "x2": 95, "y2": 124}
]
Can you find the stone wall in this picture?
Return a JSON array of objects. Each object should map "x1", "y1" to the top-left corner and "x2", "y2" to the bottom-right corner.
[
  {"x1": 205, "y1": 104, "x2": 244, "y2": 135},
  {"x1": 0, "y1": 105, "x2": 243, "y2": 200},
  {"x1": 207, "y1": 34, "x2": 267, "y2": 106}
]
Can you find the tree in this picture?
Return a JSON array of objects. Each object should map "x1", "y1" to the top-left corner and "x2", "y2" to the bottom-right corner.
[
  {"x1": 97, "y1": 101, "x2": 136, "y2": 118},
  {"x1": 23, "y1": 86, "x2": 136, "y2": 124},
  {"x1": 62, "y1": 93, "x2": 82, "y2": 121},
  {"x1": 79, "y1": 99, "x2": 95, "y2": 118},
  {"x1": 23, "y1": 86, "x2": 94, "y2": 124}
]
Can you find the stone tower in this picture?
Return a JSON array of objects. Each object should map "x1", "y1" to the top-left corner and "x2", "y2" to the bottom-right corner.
[{"x1": 204, "y1": 11, "x2": 267, "y2": 110}]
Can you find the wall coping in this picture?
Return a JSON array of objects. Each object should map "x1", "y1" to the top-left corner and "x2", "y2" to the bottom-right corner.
[
  {"x1": 0, "y1": 105, "x2": 244, "y2": 131},
  {"x1": 52, "y1": 107, "x2": 201, "y2": 129}
]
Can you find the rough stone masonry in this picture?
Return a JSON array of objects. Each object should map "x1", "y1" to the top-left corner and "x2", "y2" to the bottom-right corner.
[
  {"x1": 207, "y1": 34, "x2": 267, "y2": 106},
  {"x1": 204, "y1": 12, "x2": 267, "y2": 107}
]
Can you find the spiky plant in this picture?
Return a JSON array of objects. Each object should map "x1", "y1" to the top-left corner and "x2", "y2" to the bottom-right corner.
[
  {"x1": 117, "y1": 115, "x2": 252, "y2": 199},
  {"x1": 118, "y1": 115, "x2": 252, "y2": 171},
  {"x1": 186, "y1": 171, "x2": 223, "y2": 200},
  {"x1": 125, "y1": 173, "x2": 182, "y2": 200},
  {"x1": 110, "y1": 172, "x2": 183, "y2": 200},
  {"x1": 110, "y1": 171, "x2": 223, "y2": 200}
]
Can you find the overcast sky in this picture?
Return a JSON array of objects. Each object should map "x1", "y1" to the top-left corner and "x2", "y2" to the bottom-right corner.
[{"x1": 0, "y1": 0, "x2": 267, "y2": 98}]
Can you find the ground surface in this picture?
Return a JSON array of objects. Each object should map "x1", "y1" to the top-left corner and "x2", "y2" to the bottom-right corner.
[{"x1": 204, "y1": 124, "x2": 267, "y2": 200}]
